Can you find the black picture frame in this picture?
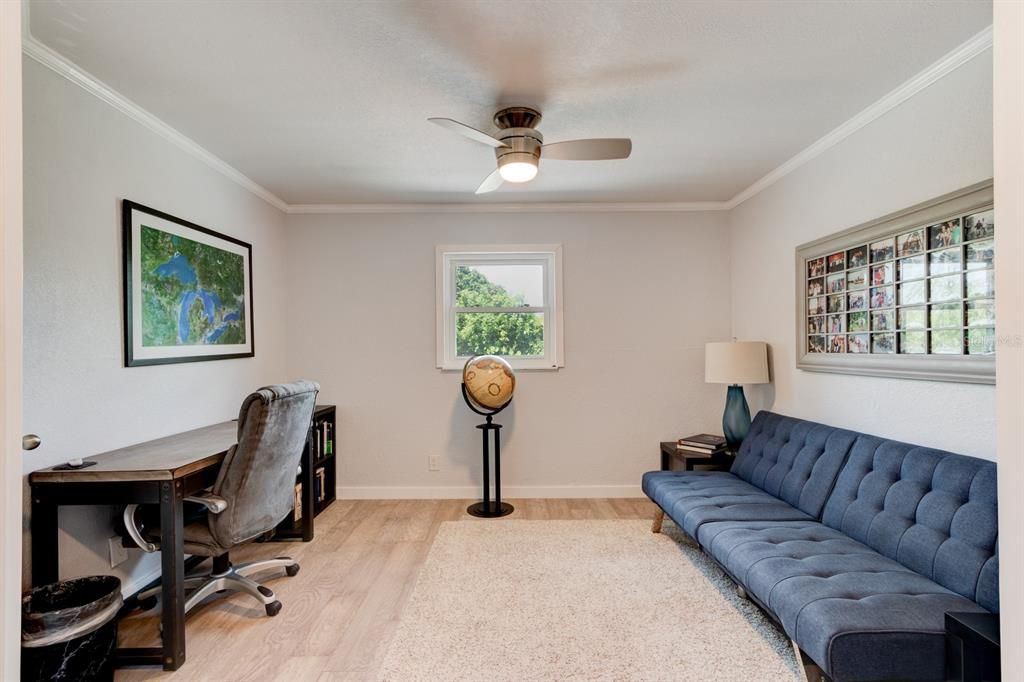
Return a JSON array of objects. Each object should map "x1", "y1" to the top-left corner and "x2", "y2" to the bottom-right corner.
[{"x1": 122, "y1": 200, "x2": 255, "y2": 367}]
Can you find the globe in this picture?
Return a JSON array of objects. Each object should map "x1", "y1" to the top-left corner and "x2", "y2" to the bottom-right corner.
[{"x1": 462, "y1": 355, "x2": 516, "y2": 411}]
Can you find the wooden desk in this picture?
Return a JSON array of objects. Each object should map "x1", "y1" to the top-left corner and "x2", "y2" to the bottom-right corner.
[{"x1": 29, "y1": 421, "x2": 238, "y2": 671}]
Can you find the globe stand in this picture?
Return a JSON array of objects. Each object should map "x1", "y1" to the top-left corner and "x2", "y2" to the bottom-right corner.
[{"x1": 462, "y1": 383, "x2": 514, "y2": 518}]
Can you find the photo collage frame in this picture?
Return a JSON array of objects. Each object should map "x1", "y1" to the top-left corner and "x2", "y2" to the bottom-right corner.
[{"x1": 805, "y1": 208, "x2": 994, "y2": 358}]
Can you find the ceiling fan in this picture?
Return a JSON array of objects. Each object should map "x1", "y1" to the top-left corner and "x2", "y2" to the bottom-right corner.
[{"x1": 428, "y1": 106, "x2": 632, "y2": 194}]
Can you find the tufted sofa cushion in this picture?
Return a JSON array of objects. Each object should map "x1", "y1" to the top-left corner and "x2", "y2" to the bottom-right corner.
[
  {"x1": 697, "y1": 520, "x2": 988, "y2": 681},
  {"x1": 821, "y1": 435, "x2": 999, "y2": 612},
  {"x1": 641, "y1": 471, "x2": 811, "y2": 537},
  {"x1": 731, "y1": 412, "x2": 858, "y2": 518}
]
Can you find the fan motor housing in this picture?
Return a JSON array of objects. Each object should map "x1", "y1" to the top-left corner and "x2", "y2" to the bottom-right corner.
[
  {"x1": 493, "y1": 106, "x2": 542, "y2": 129},
  {"x1": 495, "y1": 127, "x2": 544, "y2": 168}
]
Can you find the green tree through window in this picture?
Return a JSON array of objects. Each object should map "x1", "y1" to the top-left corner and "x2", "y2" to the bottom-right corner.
[{"x1": 455, "y1": 266, "x2": 544, "y2": 357}]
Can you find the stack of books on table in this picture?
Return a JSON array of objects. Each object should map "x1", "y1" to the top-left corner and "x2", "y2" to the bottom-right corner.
[{"x1": 676, "y1": 434, "x2": 728, "y2": 457}]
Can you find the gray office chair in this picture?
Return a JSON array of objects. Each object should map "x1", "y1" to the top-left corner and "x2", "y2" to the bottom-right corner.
[{"x1": 124, "y1": 380, "x2": 319, "y2": 617}]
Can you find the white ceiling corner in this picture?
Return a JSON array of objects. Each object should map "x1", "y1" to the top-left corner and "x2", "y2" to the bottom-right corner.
[
  {"x1": 22, "y1": 1, "x2": 992, "y2": 214},
  {"x1": 20, "y1": 30, "x2": 290, "y2": 212}
]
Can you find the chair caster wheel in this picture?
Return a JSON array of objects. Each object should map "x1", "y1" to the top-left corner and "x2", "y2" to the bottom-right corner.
[
  {"x1": 265, "y1": 600, "x2": 282, "y2": 617},
  {"x1": 137, "y1": 596, "x2": 158, "y2": 612},
  {"x1": 285, "y1": 564, "x2": 300, "y2": 577}
]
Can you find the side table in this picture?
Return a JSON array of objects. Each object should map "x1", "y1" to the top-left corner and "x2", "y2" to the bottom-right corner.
[
  {"x1": 659, "y1": 441, "x2": 733, "y2": 472},
  {"x1": 945, "y1": 611, "x2": 1000, "y2": 681}
]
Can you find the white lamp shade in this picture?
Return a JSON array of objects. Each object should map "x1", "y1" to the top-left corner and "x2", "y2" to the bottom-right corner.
[{"x1": 705, "y1": 341, "x2": 769, "y2": 385}]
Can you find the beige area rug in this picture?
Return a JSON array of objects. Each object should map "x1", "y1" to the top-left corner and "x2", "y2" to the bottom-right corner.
[{"x1": 379, "y1": 520, "x2": 801, "y2": 681}]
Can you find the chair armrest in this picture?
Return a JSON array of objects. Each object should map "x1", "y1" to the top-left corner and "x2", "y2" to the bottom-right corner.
[
  {"x1": 185, "y1": 491, "x2": 228, "y2": 514},
  {"x1": 122, "y1": 504, "x2": 157, "y2": 553}
]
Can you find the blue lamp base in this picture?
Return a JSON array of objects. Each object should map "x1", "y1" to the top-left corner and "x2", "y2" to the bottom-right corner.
[{"x1": 722, "y1": 384, "x2": 751, "y2": 453}]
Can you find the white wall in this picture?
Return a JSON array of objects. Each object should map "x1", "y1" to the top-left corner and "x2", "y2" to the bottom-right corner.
[
  {"x1": 283, "y1": 211, "x2": 731, "y2": 497},
  {"x1": 994, "y1": 2, "x2": 1023, "y2": 676},
  {"x1": 729, "y1": 51, "x2": 996, "y2": 459},
  {"x1": 21, "y1": 59, "x2": 291, "y2": 592}
]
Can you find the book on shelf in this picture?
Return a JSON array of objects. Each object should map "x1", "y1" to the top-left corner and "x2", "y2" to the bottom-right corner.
[
  {"x1": 313, "y1": 420, "x2": 333, "y2": 460},
  {"x1": 323, "y1": 420, "x2": 333, "y2": 456},
  {"x1": 315, "y1": 466, "x2": 326, "y2": 503},
  {"x1": 675, "y1": 445, "x2": 725, "y2": 457},
  {"x1": 293, "y1": 482, "x2": 303, "y2": 521},
  {"x1": 677, "y1": 434, "x2": 728, "y2": 450}
]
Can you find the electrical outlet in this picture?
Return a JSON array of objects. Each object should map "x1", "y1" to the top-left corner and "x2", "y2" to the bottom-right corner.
[
  {"x1": 428, "y1": 455, "x2": 441, "y2": 472},
  {"x1": 108, "y1": 535, "x2": 129, "y2": 568}
]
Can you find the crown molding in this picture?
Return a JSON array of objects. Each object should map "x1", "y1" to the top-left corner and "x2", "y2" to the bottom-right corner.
[
  {"x1": 285, "y1": 201, "x2": 730, "y2": 214},
  {"x1": 725, "y1": 24, "x2": 993, "y2": 210},
  {"x1": 20, "y1": 9, "x2": 992, "y2": 216},
  {"x1": 20, "y1": 31, "x2": 290, "y2": 212}
]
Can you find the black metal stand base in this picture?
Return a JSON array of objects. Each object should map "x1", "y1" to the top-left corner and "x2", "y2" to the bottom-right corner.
[
  {"x1": 461, "y1": 382, "x2": 515, "y2": 520},
  {"x1": 466, "y1": 501, "x2": 515, "y2": 518}
]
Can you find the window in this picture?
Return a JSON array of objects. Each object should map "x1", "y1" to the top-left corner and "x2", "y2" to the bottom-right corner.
[
  {"x1": 436, "y1": 245, "x2": 563, "y2": 370},
  {"x1": 796, "y1": 181, "x2": 994, "y2": 384}
]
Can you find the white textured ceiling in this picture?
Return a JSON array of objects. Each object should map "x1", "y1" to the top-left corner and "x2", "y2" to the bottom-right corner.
[{"x1": 29, "y1": 0, "x2": 991, "y2": 205}]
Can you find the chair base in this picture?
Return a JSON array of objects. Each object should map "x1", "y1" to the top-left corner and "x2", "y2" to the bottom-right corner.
[{"x1": 139, "y1": 555, "x2": 299, "y2": 617}]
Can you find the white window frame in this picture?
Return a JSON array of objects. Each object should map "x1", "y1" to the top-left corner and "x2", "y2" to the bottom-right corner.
[{"x1": 436, "y1": 244, "x2": 564, "y2": 371}]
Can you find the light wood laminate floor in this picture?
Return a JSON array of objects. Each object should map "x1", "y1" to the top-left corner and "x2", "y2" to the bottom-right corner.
[{"x1": 116, "y1": 498, "x2": 659, "y2": 681}]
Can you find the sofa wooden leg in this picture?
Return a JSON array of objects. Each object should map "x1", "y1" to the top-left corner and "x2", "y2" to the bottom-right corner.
[
  {"x1": 651, "y1": 509, "x2": 664, "y2": 533},
  {"x1": 737, "y1": 584, "x2": 748, "y2": 600},
  {"x1": 791, "y1": 640, "x2": 829, "y2": 682}
]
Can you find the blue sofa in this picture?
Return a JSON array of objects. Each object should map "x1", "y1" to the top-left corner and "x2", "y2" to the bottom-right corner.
[{"x1": 643, "y1": 411, "x2": 999, "y2": 682}]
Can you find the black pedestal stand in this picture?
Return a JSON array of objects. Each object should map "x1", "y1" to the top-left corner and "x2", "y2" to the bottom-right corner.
[{"x1": 462, "y1": 384, "x2": 514, "y2": 518}]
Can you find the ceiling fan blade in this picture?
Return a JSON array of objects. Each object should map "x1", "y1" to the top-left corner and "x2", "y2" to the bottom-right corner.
[
  {"x1": 428, "y1": 117, "x2": 508, "y2": 149},
  {"x1": 541, "y1": 138, "x2": 632, "y2": 161},
  {"x1": 474, "y1": 169, "x2": 504, "y2": 194}
]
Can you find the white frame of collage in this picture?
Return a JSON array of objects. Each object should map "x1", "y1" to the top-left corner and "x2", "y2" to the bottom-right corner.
[{"x1": 795, "y1": 181, "x2": 994, "y2": 384}]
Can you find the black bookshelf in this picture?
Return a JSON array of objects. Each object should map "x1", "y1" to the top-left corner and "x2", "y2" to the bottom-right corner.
[{"x1": 275, "y1": 404, "x2": 337, "y2": 541}]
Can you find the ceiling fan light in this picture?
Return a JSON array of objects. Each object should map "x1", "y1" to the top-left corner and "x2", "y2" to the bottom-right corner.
[{"x1": 499, "y1": 161, "x2": 538, "y2": 183}]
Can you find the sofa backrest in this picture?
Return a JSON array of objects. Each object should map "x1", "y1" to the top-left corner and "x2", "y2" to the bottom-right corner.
[
  {"x1": 731, "y1": 412, "x2": 858, "y2": 518},
  {"x1": 822, "y1": 435, "x2": 999, "y2": 612}
]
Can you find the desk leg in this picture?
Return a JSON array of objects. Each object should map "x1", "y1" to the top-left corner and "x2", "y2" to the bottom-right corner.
[
  {"x1": 660, "y1": 447, "x2": 668, "y2": 471},
  {"x1": 159, "y1": 480, "x2": 186, "y2": 671},
  {"x1": 30, "y1": 490, "x2": 58, "y2": 586}
]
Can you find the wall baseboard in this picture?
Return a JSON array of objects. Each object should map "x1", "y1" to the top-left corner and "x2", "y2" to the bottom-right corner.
[
  {"x1": 123, "y1": 567, "x2": 162, "y2": 599},
  {"x1": 336, "y1": 484, "x2": 644, "y2": 499}
]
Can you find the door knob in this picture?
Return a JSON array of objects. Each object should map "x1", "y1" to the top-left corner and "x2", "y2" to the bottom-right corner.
[{"x1": 22, "y1": 434, "x2": 41, "y2": 451}]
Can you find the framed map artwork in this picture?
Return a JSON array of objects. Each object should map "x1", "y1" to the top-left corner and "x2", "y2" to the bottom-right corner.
[{"x1": 122, "y1": 200, "x2": 254, "y2": 366}]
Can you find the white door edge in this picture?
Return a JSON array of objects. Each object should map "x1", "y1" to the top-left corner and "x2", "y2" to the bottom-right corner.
[{"x1": 0, "y1": 0, "x2": 24, "y2": 677}]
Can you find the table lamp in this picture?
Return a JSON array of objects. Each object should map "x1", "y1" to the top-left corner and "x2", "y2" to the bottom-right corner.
[{"x1": 705, "y1": 341, "x2": 769, "y2": 452}]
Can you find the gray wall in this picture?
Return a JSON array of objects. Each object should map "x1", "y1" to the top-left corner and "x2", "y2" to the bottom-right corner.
[
  {"x1": 729, "y1": 50, "x2": 995, "y2": 459},
  {"x1": 21, "y1": 59, "x2": 291, "y2": 592},
  {"x1": 283, "y1": 210, "x2": 732, "y2": 496}
]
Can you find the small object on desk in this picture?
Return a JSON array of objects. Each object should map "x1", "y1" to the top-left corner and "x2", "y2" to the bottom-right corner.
[
  {"x1": 52, "y1": 458, "x2": 98, "y2": 470},
  {"x1": 945, "y1": 611, "x2": 1000, "y2": 681}
]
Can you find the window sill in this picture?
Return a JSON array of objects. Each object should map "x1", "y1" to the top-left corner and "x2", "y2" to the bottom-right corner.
[{"x1": 438, "y1": 360, "x2": 563, "y2": 372}]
